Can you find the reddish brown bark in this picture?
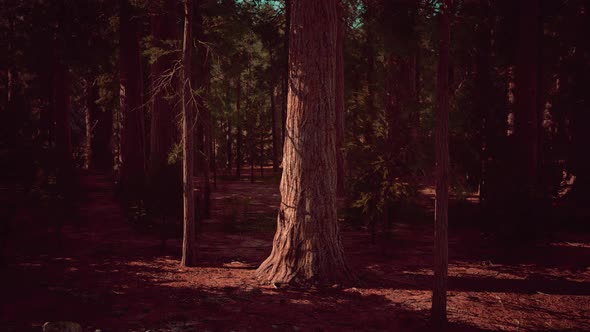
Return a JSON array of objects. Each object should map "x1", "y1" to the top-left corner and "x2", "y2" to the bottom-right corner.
[
  {"x1": 281, "y1": 0, "x2": 291, "y2": 155},
  {"x1": 256, "y1": 0, "x2": 351, "y2": 286}
]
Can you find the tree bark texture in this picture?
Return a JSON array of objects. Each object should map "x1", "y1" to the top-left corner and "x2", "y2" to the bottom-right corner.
[
  {"x1": 256, "y1": 0, "x2": 351, "y2": 286},
  {"x1": 281, "y1": 0, "x2": 291, "y2": 156}
]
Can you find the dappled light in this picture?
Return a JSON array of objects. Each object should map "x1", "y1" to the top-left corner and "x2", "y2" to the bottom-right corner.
[{"x1": 1, "y1": 0, "x2": 590, "y2": 331}]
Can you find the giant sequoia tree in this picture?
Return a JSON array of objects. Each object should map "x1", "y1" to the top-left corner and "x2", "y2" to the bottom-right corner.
[{"x1": 256, "y1": 0, "x2": 351, "y2": 286}]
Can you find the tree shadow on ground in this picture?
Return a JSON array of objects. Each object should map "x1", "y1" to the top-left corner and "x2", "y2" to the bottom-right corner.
[{"x1": 1, "y1": 251, "x2": 495, "y2": 332}]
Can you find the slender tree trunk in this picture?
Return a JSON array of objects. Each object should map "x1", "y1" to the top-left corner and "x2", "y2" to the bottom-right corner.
[
  {"x1": 250, "y1": 146, "x2": 255, "y2": 183},
  {"x1": 256, "y1": 0, "x2": 351, "y2": 286},
  {"x1": 409, "y1": 52, "x2": 419, "y2": 145},
  {"x1": 385, "y1": 54, "x2": 400, "y2": 153},
  {"x1": 202, "y1": 61, "x2": 212, "y2": 219},
  {"x1": 270, "y1": 47, "x2": 279, "y2": 172},
  {"x1": 119, "y1": 0, "x2": 146, "y2": 192},
  {"x1": 84, "y1": 79, "x2": 93, "y2": 170},
  {"x1": 432, "y1": 0, "x2": 451, "y2": 326},
  {"x1": 40, "y1": 28, "x2": 55, "y2": 146},
  {"x1": 193, "y1": 0, "x2": 211, "y2": 219},
  {"x1": 181, "y1": 0, "x2": 196, "y2": 267},
  {"x1": 149, "y1": 0, "x2": 176, "y2": 178},
  {"x1": 226, "y1": 118, "x2": 232, "y2": 171},
  {"x1": 54, "y1": 62, "x2": 72, "y2": 174},
  {"x1": 270, "y1": 84, "x2": 279, "y2": 172},
  {"x1": 475, "y1": 0, "x2": 493, "y2": 207},
  {"x1": 84, "y1": 79, "x2": 103, "y2": 170},
  {"x1": 226, "y1": 79, "x2": 232, "y2": 171},
  {"x1": 335, "y1": 1, "x2": 345, "y2": 196},
  {"x1": 383, "y1": 53, "x2": 402, "y2": 233},
  {"x1": 236, "y1": 77, "x2": 242, "y2": 178},
  {"x1": 363, "y1": 0, "x2": 375, "y2": 144},
  {"x1": 212, "y1": 135, "x2": 217, "y2": 189},
  {"x1": 260, "y1": 124, "x2": 264, "y2": 177}
]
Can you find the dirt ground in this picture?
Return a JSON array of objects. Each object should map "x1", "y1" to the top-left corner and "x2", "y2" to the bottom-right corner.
[{"x1": 1, "y1": 171, "x2": 589, "y2": 331}]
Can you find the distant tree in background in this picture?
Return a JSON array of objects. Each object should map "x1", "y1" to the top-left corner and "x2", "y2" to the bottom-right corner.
[
  {"x1": 432, "y1": 0, "x2": 451, "y2": 326},
  {"x1": 181, "y1": 0, "x2": 197, "y2": 267}
]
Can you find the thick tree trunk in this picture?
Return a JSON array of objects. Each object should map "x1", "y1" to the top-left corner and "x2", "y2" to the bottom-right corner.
[
  {"x1": 119, "y1": 0, "x2": 146, "y2": 192},
  {"x1": 181, "y1": 0, "x2": 196, "y2": 267},
  {"x1": 335, "y1": 1, "x2": 345, "y2": 196},
  {"x1": 256, "y1": 0, "x2": 351, "y2": 287},
  {"x1": 149, "y1": 0, "x2": 176, "y2": 178},
  {"x1": 432, "y1": 0, "x2": 451, "y2": 326}
]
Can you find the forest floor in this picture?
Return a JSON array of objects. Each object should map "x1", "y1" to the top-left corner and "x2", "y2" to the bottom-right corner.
[{"x1": 2, "y1": 170, "x2": 590, "y2": 331}]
